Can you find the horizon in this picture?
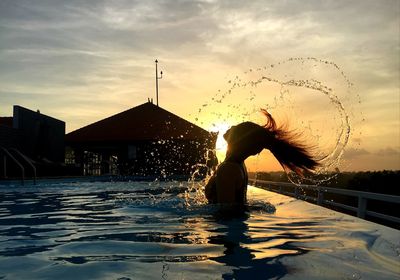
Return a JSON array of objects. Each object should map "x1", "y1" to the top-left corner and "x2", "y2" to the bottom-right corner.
[{"x1": 1, "y1": 0, "x2": 399, "y2": 172}]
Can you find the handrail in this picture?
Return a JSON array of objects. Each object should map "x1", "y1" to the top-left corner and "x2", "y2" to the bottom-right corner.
[
  {"x1": 259, "y1": 180, "x2": 400, "y2": 203},
  {"x1": 9, "y1": 148, "x2": 36, "y2": 185},
  {"x1": 0, "y1": 147, "x2": 25, "y2": 185},
  {"x1": 249, "y1": 179, "x2": 400, "y2": 225}
]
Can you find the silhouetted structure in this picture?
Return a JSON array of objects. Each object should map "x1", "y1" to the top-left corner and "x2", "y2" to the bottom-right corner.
[
  {"x1": 66, "y1": 101, "x2": 218, "y2": 177},
  {"x1": 0, "y1": 105, "x2": 66, "y2": 179}
]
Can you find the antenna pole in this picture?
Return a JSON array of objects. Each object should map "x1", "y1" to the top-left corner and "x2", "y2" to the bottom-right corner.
[{"x1": 155, "y1": 59, "x2": 163, "y2": 106}]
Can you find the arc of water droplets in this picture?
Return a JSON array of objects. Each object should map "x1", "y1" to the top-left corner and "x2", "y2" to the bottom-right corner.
[
  {"x1": 257, "y1": 76, "x2": 351, "y2": 172},
  {"x1": 193, "y1": 57, "x2": 355, "y2": 183}
]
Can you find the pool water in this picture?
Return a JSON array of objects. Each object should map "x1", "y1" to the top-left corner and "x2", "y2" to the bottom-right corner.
[{"x1": 0, "y1": 181, "x2": 399, "y2": 280}]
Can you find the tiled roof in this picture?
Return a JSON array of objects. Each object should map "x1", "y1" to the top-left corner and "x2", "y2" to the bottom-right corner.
[{"x1": 66, "y1": 102, "x2": 215, "y2": 143}]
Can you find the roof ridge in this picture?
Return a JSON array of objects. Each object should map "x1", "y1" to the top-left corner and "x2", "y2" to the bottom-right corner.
[
  {"x1": 66, "y1": 102, "x2": 214, "y2": 142},
  {"x1": 67, "y1": 102, "x2": 150, "y2": 135}
]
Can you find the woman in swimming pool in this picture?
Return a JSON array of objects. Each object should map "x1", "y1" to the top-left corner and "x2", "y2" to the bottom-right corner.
[{"x1": 205, "y1": 109, "x2": 320, "y2": 205}]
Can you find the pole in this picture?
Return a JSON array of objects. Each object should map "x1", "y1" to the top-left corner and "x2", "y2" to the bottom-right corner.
[
  {"x1": 155, "y1": 59, "x2": 159, "y2": 106},
  {"x1": 155, "y1": 59, "x2": 163, "y2": 107}
]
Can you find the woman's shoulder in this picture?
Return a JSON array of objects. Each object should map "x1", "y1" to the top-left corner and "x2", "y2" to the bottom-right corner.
[
  {"x1": 217, "y1": 161, "x2": 243, "y2": 176},
  {"x1": 219, "y1": 161, "x2": 242, "y2": 169}
]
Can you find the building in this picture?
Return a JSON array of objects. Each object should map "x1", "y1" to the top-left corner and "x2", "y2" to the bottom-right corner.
[
  {"x1": 65, "y1": 101, "x2": 218, "y2": 178},
  {"x1": 0, "y1": 105, "x2": 66, "y2": 179}
]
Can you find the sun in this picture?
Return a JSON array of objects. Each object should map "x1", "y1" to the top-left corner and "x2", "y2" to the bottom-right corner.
[{"x1": 210, "y1": 122, "x2": 231, "y2": 162}]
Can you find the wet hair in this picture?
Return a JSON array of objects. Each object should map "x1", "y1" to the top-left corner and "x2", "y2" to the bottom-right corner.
[{"x1": 224, "y1": 109, "x2": 320, "y2": 176}]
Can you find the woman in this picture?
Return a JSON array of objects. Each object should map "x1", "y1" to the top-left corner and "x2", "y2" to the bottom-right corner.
[{"x1": 205, "y1": 109, "x2": 320, "y2": 205}]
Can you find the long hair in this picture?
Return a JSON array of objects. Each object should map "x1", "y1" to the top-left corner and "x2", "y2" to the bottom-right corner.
[{"x1": 260, "y1": 109, "x2": 320, "y2": 176}]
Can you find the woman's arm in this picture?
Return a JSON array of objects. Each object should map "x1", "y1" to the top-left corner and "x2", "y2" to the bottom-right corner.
[{"x1": 204, "y1": 175, "x2": 217, "y2": 203}]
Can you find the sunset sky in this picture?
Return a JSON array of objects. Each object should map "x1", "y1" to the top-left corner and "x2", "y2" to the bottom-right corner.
[{"x1": 0, "y1": 0, "x2": 399, "y2": 172}]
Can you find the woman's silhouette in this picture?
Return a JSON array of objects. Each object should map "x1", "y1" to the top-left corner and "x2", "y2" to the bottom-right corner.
[{"x1": 205, "y1": 109, "x2": 320, "y2": 204}]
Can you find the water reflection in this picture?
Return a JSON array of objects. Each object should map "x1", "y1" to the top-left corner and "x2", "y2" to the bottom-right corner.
[
  {"x1": 0, "y1": 182, "x2": 397, "y2": 280},
  {"x1": 0, "y1": 182, "x2": 313, "y2": 278},
  {"x1": 0, "y1": 190, "x2": 122, "y2": 258},
  {"x1": 207, "y1": 210, "x2": 310, "y2": 279}
]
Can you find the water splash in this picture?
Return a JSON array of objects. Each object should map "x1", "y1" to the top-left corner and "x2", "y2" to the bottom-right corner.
[{"x1": 193, "y1": 57, "x2": 361, "y2": 185}]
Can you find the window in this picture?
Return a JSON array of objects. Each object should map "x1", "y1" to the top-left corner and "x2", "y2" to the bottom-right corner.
[
  {"x1": 65, "y1": 147, "x2": 75, "y2": 164},
  {"x1": 83, "y1": 151, "x2": 101, "y2": 176}
]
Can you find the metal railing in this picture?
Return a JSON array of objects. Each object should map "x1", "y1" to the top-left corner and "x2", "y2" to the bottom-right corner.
[
  {"x1": 9, "y1": 148, "x2": 36, "y2": 185},
  {"x1": 1, "y1": 146, "x2": 25, "y2": 185},
  {"x1": 250, "y1": 179, "x2": 400, "y2": 225}
]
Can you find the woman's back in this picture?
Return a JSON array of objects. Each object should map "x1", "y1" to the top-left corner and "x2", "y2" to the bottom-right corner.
[{"x1": 205, "y1": 161, "x2": 248, "y2": 204}]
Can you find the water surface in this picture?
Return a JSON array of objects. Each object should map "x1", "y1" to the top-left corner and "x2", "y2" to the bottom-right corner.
[{"x1": 0, "y1": 181, "x2": 398, "y2": 279}]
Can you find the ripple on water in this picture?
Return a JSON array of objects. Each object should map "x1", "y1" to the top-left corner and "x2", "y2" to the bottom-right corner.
[{"x1": 0, "y1": 182, "x2": 398, "y2": 280}]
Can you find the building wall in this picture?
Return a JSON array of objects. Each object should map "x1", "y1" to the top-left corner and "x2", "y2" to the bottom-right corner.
[
  {"x1": 0, "y1": 125, "x2": 21, "y2": 149},
  {"x1": 13, "y1": 106, "x2": 65, "y2": 163},
  {"x1": 68, "y1": 138, "x2": 217, "y2": 178}
]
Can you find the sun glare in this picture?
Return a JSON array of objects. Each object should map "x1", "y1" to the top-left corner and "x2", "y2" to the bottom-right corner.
[{"x1": 211, "y1": 122, "x2": 231, "y2": 162}]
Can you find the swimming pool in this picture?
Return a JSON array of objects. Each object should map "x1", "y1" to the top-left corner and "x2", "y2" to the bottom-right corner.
[{"x1": 0, "y1": 180, "x2": 399, "y2": 279}]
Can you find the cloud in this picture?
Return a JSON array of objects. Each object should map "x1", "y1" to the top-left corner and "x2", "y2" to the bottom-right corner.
[
  {"x1": 1, "y1": 0, "x2": 398, "y2": 72},
  {"x1": 344, "y1": 147, "x2": 400, "y2": 160},
  {"x1": 375, "y1": 147, "x2": 400, "y2": 157},
  {"x1": 343, "y1": 147, "x2": 370, "y2": 159}
]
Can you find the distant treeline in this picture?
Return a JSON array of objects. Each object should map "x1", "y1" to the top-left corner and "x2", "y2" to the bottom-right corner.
[{"x1": 249, "y1": 170, "x2": 400, "y2": 196}]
